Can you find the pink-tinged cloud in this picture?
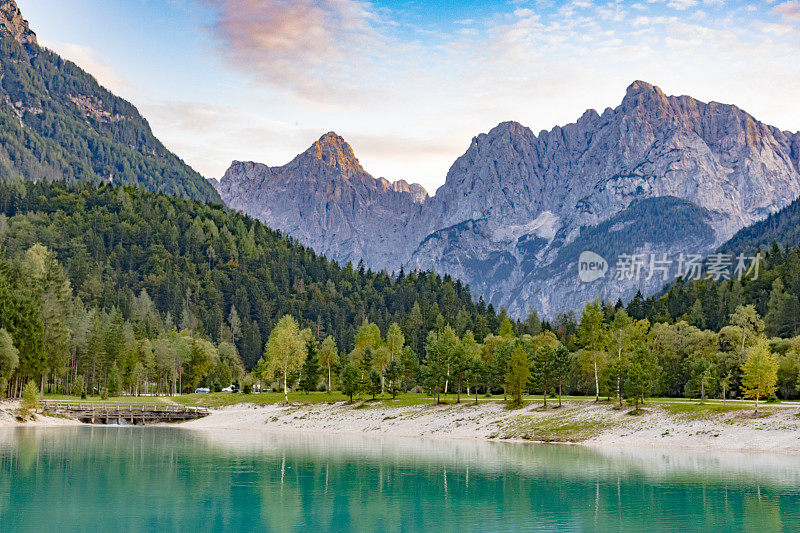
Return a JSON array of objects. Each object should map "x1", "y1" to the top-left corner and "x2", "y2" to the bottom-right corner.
[
  {"x1": 202, "y1": 0, "x2": 383, "y2": 100},
  {"x1": 773, "y1": 1, "x2": 800, "y2": 23}
]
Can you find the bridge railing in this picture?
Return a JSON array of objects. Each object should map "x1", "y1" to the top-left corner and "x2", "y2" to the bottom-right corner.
[{"x1": 38, "y1": 400, "x2": 209, "y2": 414}]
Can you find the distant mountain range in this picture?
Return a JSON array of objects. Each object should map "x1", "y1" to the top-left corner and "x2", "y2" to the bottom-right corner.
[
  {"x1": 0, "y1": 0, "x2": 220, "y2": 203},
  {"x1": 4, "y1": 0, "x2": 799, "y2": 320},
  {"x1": 217, "y1": 81, "x2": 800, "y2": 317}
]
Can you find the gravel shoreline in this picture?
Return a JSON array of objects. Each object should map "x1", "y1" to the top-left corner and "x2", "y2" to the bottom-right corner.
[
  {"x1": 177, "y1": 399, "x2": 800, "y2": 455},
  {"x1": 5, "y1": 397, "x2": 799, "y2": 455}
]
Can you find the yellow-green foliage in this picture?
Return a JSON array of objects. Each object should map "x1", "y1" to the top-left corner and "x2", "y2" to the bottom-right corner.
[
  {"x1": 740, "y1": 342, "x2": 778, "y2": 408},
  {"x1": 21, "y1": 381, "x2": 40, "y2": 410}
]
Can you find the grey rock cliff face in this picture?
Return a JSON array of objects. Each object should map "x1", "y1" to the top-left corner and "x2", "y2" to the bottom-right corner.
[
  {"x1": 0, "y1": 0, "x2": 36, "y2": 45},
  {"x1": 217, "y1": 132, "x2": 427, "y2": 268},
  {"x1": 218, "y1": 82, "x2": 800, "y2": 317}
]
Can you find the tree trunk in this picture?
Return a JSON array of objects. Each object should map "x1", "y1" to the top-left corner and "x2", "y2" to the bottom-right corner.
[
  {"x1": 558, "y1": 382, "x2": 562, "y2": 407},
  {"x1": 283, "y1": 370, "x2": 289, "y2": 404},
  {"x1": 616, "y1": 329, "x2": 622, "y2": 407},
  {"x1": 327, "y1": 364, "x2": 332, "y2": 394},
  {"x1": 594, "y1": 354, "x2": 600, "y2": 402}
]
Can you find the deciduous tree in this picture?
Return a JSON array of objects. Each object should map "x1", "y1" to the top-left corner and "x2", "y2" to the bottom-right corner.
[{"x1": 740, "y1": 342, "x2": 778, "y2": 412}]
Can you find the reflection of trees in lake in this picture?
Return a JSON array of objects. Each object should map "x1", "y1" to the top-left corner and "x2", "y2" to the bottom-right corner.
[{"x1": 0, "y1": 428, "x2": 796, "y2": 531}]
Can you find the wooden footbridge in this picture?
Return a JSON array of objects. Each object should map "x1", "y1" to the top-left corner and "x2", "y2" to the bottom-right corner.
[{"x1": 39, "y1": 400, "x2": 210, "y2": 425}]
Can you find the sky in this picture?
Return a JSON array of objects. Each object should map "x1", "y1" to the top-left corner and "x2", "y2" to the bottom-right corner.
[{"x1": 15, "y1": 0, "x2": 800, "y2": 193}]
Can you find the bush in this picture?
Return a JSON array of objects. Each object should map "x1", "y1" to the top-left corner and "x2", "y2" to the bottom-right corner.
[
  {"x1": 21, "y1": 381, "x2": 40, "y2": 411},
  {"x1": 70, "y1": 376, "x2": 85, "y2": 397}
]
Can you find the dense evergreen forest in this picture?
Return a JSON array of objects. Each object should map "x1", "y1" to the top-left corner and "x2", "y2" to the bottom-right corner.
[
  {"x1": 0, "y1": 181, "x2": 506, "y2": 397},
  {"x1": 0, "y1": 30, "x2": 219, "y2": 203},
  {"x1": 719, "y1": 194, "x2": 800, "y2": 255},
  {"x1": 0, "y1": 182, "x2": 794, "y2": 407},
  {"x1": 626, "y1": 243, "x2": 800, "y2": 337}
]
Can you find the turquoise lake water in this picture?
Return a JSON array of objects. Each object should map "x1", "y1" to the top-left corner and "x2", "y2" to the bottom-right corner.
[{"x1": 1, "y1": 427, "x2": 799, "y2": 532}]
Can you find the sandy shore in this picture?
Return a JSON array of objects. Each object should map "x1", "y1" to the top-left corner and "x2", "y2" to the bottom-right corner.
[
  {"x1": 0, "y1": 399, "x2": 81, "y2": 427},
  {"x1": 4, "y1": 396, "x2": 799, "y2": 455},
  {"x1": 177, "y1": 399, "x2": 800, "y2": 455}
]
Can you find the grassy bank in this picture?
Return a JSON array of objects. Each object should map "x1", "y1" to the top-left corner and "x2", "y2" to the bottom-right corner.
[{"x1": 40, "y1": 391, "x2": 800, "y2": 413}]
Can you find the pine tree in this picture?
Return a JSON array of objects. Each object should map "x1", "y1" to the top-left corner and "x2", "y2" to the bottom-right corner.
[
  {"x1": 0, "y1": 328, "x2": 19, "y2": 397},
  {"x1": 299, "y1": 338, "x2": 321, "y2": 393},
  {"x1": 530, "y1": 343, "x2": 555, "y2": 407},
  {"x1": 340, "y1": 363, "x2": 359, "y2": 403},
  {"x1": 551, "y1": 344, "x2": 571, "y2": 407},
  {"x1": 505, "y1": 343, "x2": 530, "y2": 409},
  {"x1": 623, "y1": 343, "x2": 661, "y2": 409},
  {"x1": 765, "y1": 279, "x2": 791, "y2": 337},
  {"x1": 384, "y1": 359, "x2": 403, "y2": 399}
]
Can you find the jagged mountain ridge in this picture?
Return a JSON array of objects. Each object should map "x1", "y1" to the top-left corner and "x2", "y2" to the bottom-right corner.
[
  {"x1": 0, "y1": 1, "x2": 220, "y2": 203},
  {"x1": 218, "y1": 132, "x2": 428, "y2": 267},
  {"x1": 218, "y1": 81, "x2": 800, "y2": 317}
]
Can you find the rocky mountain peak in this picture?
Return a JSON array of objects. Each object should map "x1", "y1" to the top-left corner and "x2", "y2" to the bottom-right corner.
[
  {"x1": 486, "y1": 120, "x2": 533, "y2": 139},
  {"x1": 0, "y1": 0, "x2": 36, "y2": 45},
  {"x1": 388, "y1": 179, "x2": 428, "y2": 203},
  {"x1": 218, "y1": 82, "x2": 800, "y2": 318},
  {"x1": 622, "y1": 79, "x2": 669, "y2": 108},
  {"x1": 295, "y1": 131, "x2": 363, "y2": 175}
]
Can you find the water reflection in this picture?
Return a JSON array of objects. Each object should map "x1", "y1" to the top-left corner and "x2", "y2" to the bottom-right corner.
[{"x1": 0, "y1": 427, "x2": 798, "y2": 532}]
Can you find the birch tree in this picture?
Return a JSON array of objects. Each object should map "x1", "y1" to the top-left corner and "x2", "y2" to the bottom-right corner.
[{"x1": 262, "y1": 315, "x2": 307, "y2": 403}]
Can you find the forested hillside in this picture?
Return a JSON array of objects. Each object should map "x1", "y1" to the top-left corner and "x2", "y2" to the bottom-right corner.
[
  {"x1": 0, "y1": 16, "x2": 220, "y2": 203},
  {"x1": 624, "y1": 243, "x2": 800, "y2": 338},
  {"x1": 719, "y1": 196, "x2": 800, "y2": 255},
  {"x1": 0, "y1": 181, "x2": 502, "y2": 372}
]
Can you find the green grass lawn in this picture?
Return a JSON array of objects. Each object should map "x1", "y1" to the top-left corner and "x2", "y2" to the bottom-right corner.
[
  {"x1": 171, "y1": 391, "x2": 537, "y2": 408},
  {"x1": 172, "y1": 391, "x2": 352, "y2": 407},
  {"x1": 498, "y1": 413, "x2": 612, "y2": 442},
  {"x1": 173, "y1": 391, "x2": 465, "y2": 408},
  {"x1": 42, "y1": 393, "x2": 168, "y2": 405},
  {"x1": 656, "y1": 401, "x2": 753, "y2": 417},
  {"x1": 39, "y1": 391, "x2": 791, "y2": 412}
]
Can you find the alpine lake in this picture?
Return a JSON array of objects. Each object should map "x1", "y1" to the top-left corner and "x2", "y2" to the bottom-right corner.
[{"x1": 1, "y1": 426, "x2": 799, "y2": 532}]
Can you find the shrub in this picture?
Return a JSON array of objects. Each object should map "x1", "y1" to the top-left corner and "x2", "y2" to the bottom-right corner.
[
  {"x1": 70, "y1": 376, "x2": 85, "y2": 397},
  {"x1": 21, "y1": 381, "x2": 40, "y2": 411}
]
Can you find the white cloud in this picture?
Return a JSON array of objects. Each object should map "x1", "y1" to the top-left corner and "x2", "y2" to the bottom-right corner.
[
  {"x1": 200, "y1": 0, "x2": 386, "y2": 101},
  {"x1": 667, "y1": 0, "x2": 698, "y2": 10},
  {"x1": 146, "y1": 0, "x2": 800, "y2": 189},
  {"x1": 773, "y1": 1, "x2": 800, "y2": 22}
]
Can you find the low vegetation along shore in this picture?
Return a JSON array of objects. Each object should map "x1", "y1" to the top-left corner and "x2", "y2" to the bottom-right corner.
[{"x1": 4, "y1": 393, "x2": 800, "y2": 455}]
